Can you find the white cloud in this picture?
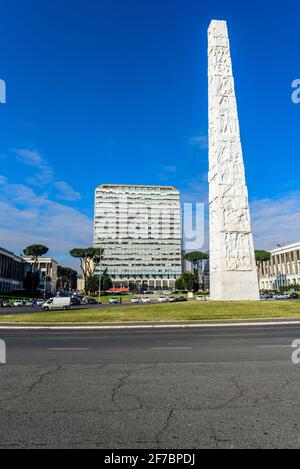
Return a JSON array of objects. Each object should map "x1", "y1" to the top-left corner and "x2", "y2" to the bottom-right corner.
[
  {"x1": 11, "y1": 146, "x2": 81, "y2": 202},
  {"x1": 250, "y1": 191, "x2": 300, "y2": 250},
  {"x1": 54, "y1": 181, "x2": 81, "y2": 201},
  {"x1": 180, "y1": 175, "x2": 300, "y2": 253},
  {"x1": 14, "y1": 148, "x2": 44, "y2": 166},
  {"x1": 12, "y1": 147, "x2": 54, "y2": 186},
  {"x1": 0, "y1": 179, "x2": 92, "y2": 269},
  {"x1": 180, "y1": 175, "x2": 208, "y2": 204},
  {"x1": 158, "y1": 165, "x2": 177, "y2": 181},
  {"x1": 188, "y1": 134, "x2": 208, "y2": 150},
  {"x1": 26, "y1": 167, "x2": 54, "y2": 186}
]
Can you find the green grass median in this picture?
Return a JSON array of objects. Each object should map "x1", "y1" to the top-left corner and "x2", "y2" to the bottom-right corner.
[{"x1": 1, "y1": 300, "x2": 300, "y2": 323}]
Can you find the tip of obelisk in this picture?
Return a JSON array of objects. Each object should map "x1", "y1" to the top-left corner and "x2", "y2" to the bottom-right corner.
[
  {"x1": 208, "y1": 19, "x2": 229, "y2": 40},
  {"x1": 208, "y1": 19, "x2": 228, "y2": 31},
  {"x1": 209, "y1": 19, "x2": 227, "y2": 26}
]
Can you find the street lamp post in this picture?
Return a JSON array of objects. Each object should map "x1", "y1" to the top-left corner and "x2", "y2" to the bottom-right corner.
[{"x1": 98, "y1": 239, "x2": 103, "y2": 302}]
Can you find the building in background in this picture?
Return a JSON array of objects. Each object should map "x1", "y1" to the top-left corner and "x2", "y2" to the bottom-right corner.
[
  {"x1": 259, "y1": 242, "x2": 300, "y2": 289},
  {"x1": 182, "y1": 251, "x2": 210, "y2": 291},
  {"x1": 76, "y1": 274, "x2": 85, "y2": 293},
  {"x1": 0, "y1": 247, "x2": 26, "y2": 293},
  {"x1": 94, "y1": 184, "x2": 182, "y2": 291},
  {"x1": 22, "y1": 256, "x2": 58, "y2": 293}
]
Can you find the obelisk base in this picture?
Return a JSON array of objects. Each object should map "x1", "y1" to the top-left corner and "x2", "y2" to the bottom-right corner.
[{"x1": 210, "y1": 270, "x2": 260, "y2": 301}]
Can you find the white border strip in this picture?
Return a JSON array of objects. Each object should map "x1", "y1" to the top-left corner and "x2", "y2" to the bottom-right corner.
[{"x1": 1, "y1": 320, "x2": 300, "y2": 330}]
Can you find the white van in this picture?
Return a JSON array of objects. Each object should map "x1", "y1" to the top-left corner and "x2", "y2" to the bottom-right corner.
[{"x1": 42, "y1": 297, "x2": 71, "y2": 311}]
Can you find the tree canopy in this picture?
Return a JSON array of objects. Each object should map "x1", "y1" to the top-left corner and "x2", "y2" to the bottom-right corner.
[
  {"x1": 85, "y1": 275, "x2": 99, "y2": 293},
  {"x1": 175, "y1": 272, "x2": 198, "y2": 291},
  {"x1": 85, "y1": 272, "x2": 113, "y2": 294},
  {"x1": 23, "y1": 244, "x2": 49, "y2": 261},
  {"x1": 101, "y1": 271, "x2": 113, "y2": 291},
  {"x1": 184, "y1": 251, "x2": 209, "y2": 290},
  {"x1": 255, "y1": 250, "x2": 271, "y2": 262},
  {"x1": 23, "y1": 245, "x2": 49, "y2": 293},
  {"x1": 69, "y1": 247, "x2": 102, "y2": 279},
  {"x1": 184, "y1": 251, "x2": 209, "y2": 266},
  {"x1": 57, "y1": 265, "x2": 78, "y2": 290}
]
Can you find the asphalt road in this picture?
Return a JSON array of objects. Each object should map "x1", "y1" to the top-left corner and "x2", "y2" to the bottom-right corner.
[{"x1": 0, "y1": 324, "x2": 300, "y2": 448}]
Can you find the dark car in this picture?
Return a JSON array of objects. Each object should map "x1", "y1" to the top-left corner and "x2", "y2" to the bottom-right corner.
[
  {"x1": 70, "y1": 296, "x2": 81, "y2": 305},
  {"x1": 88, "y1": 297, "x2": 99, "y2": 304},
  {"x1": 290, "y1": 293, "x2": 299, "y2": 299},
  {"x1": 82, "y1": 297, "x2": 99, "y2": 305},
  {"x1": 175, "y1": 296, "x2": 188, "y2": 302}
]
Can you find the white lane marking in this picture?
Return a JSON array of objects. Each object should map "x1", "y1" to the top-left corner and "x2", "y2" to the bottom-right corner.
[
  {"x1": 257, "y1": 345, "x2": 292, "y2": 348},
  {"x1": 48, "y1": 347, "x2": 89, "y2": 350},
  {"x1": 50, "y1": 336, "x2": 111, "y2": 339},
  {"x1": 150, "y1": 347, "x2": 192, "y2": 350}
]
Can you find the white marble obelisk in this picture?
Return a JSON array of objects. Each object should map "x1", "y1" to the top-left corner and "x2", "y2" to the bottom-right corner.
[{"x1": 208, "y1": 20, "x2": 259, "y2": 300}]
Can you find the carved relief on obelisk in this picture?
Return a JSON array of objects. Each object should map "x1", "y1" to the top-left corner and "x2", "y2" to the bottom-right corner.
[{"x1": 208, "y1": 20, "x2": 259, "y2": 300}]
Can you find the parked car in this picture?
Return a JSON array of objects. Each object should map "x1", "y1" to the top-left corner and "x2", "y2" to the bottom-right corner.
[
  {"x1": 109, "y1": 297, "x2": 119, "y2": 304},
  {"x1": 175, "y1": 296, "x2": 188, "y2": 302},
  {"x1": 81, "y1": 297, "x2": 98, "y2": 304},
  {"x1": 13, "y1": 300, "x2": 24, "y2": 307},
  {"x1": 196, "y1": 295, "x2": 206, "y2": 301},
  {"x1": 71, "y1": 296, "x2": 82, "y2": 305},
  {"x1": 158, "y1": 296, "x2": 167, "y2": 303},
  {"x1": 260, "y1": 294, "x2": 269, "y2": 300},
  {"x1": 168, "y1": 296, "x2": 177, "y2": 303},
  {"x1": 131, "y1": 297, "x2": 141, "y2": 304},
  {"x1": 33, "y1": 299, "x2": 44, "y2": 306},
  {"x1": 265, "y1": 293, "x2": 274, "y2": 299},
  {"x1": 260, "y1": 293, "x2": 274, "y2": 300},
  {"x1": 42, "y1": 297, "x2": 71, "y2": 311},
  {"x1": 274, "y1": 292, "x2": 289, "y2": 300},
  {"x1": 89, "y1": 298, "x2": 99, "y2": 304},
  {"x1": 25, "y1": 300, "x2": 34, "y2": 306},
  {"x1": 290, "y1": 292, "x2": 299, "y2": 299},
  {"x1": 1, "y1": 299, "x2": 11, "y2": 307},
  {"x1": 141, "y1": 297, "x2": 151, "y2": 303}
]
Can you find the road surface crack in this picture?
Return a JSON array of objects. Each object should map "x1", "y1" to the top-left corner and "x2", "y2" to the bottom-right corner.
[
  {"x1": 0, "y1": 364, "x2": 62, "y2": 403},
  {"x1": 111, "y1": 371, "x2": 132, "y2": 404},
  {"x1": 154, "y1": 409, "x2": 175, "y2": 448}
]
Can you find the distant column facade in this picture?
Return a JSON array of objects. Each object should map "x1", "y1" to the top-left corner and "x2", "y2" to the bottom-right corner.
[
  {"x1": 259, "y1": 242, "x2": 300, "y2": 290},
  {"x1": 208, "y1": 20, "x2": 259, "y2": 300}
]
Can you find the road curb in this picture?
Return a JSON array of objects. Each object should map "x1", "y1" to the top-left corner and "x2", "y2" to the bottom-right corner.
[{"x1": 1, "y1": 319, "x2": 300, "y2": 330}]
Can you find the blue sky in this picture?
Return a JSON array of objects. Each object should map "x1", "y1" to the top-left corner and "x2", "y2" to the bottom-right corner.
[{"x1": 0, "y1": 0, "x2": 299, "y2": 268}]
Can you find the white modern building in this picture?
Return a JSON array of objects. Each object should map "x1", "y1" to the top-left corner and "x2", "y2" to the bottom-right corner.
[
  {"x1": 76, "y1": 274, "x2": 85, "y2": 293},
  {"x1": 22, "y1": 256, "x2": 58, "y2": 293},
  {"x1": 259, "y1": 242, "x2": 300, "y2": 290},
  {"x1": 0, "y1": 247, "x2": 26, "y2": 293},
  {"x1": 94, "y1": 184, "x2": 182, "y2": 291}
]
